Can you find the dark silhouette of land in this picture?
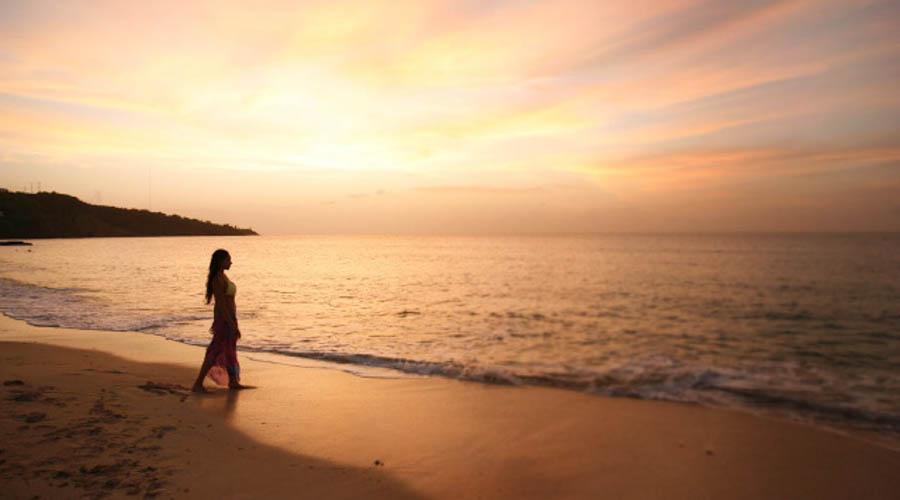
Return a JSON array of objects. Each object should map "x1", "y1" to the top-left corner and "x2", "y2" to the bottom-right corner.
[{"x1": 0, "y1": 189, "x2": 257, "y2": 238}]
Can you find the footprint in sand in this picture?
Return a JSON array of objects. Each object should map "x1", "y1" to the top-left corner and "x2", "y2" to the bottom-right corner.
[
  {"x1": 16, "y1": 411, "x2": 47, "y2": 423},
  {"x1": 150, "y1": 425, "x2": 177, "y2": 439},
  {"x1": 137, "y1": 381, "x2": 190, "y2": 396},
  {"x1": 5, "y1": 383, "x2": 67, "y2": 407},
  {"x1": 8, "y1": 390, "x2": 42, "y2": 402}
]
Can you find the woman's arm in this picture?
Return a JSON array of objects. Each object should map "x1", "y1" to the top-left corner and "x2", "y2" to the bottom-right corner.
[
  {"x1": 233, "y1": 301, "x2": 241, "y2": 338},
  {"x1": 225, "y1": 280, "x2": 241, "y2": 338},
  {"x1": 212, "y1": 275, "x2": 240, "y2": 333}
]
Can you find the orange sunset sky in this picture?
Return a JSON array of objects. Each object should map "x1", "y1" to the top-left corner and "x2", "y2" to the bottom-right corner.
[{"x1": 1, "y1": 0, "x2": 899, "y2": 234}]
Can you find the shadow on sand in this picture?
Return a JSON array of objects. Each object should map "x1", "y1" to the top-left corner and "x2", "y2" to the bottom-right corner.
[{"x1": 0, "y1": 342, "x2": 424, "y2": 499}]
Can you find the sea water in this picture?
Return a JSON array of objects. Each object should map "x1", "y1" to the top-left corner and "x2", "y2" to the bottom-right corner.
[{"x1": 1, "y1": 234, "x2": 898, "y2": 440}]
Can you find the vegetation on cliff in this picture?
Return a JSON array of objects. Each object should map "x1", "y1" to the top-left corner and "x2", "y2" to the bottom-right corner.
[{"x1": 0, "y1": 189, "x2": 257, "y2": 238}]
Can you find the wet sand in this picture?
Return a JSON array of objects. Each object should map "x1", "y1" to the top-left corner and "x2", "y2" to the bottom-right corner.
[{"x1": 1, "y1": 314, "x2": 898, "y2": 499}]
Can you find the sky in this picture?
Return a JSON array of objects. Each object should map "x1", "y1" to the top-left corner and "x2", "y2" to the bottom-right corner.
[{"x1": 1, "y1": 0, "x2": 899, "y2": 234}]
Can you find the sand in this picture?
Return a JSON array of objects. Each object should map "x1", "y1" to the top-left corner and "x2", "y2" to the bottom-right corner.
[{"x1": 1, "y1": 314, "x2": 898, "y2": 499}]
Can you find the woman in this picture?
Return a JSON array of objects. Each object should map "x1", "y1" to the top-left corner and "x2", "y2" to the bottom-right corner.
[{"x1": 192, "y1": 249, "x2": 247, "y2": 392}]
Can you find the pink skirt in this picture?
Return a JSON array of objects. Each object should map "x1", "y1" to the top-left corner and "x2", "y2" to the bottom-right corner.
[{"x1": 205, "y1": 319, "x2": 240, "y2": 386}]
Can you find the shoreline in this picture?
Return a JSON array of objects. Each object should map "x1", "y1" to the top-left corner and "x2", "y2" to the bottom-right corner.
[
  {"x1": 5, "y1": 309, "x2": 899, "y2": 452},
  {"x1": 2, "y1": 314, "x2": 899, "y2": 498}
]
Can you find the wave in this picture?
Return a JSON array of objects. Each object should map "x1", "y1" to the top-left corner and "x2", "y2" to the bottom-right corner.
[
  {"x1": 231, "y1": 346, "x2": 900, "y2": 436},
  {"x1": 2, "y1": 275, "x2": 898, "y2": 441},
  {"x1": 3, "y1": 309, "x2": 209, "y2": 334},
  {"x1": 0, "y1": 277, "x2": 208, "y2": 333},
  {"x1": 707, "y1": 385, "x2": 900, "y2": 430},
  {"x1": 5, "y1": 301, "x2": 900, "y2": 438}
]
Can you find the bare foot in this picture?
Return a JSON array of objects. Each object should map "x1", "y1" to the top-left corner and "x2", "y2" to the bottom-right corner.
[{"x1": 191, "y1": 384, "x2": 208, "y2": 393}]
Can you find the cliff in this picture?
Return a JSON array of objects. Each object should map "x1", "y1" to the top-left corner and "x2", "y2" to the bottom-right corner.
[{"x1": 0, "y1": 190, "x2": 258, "y2": 238}]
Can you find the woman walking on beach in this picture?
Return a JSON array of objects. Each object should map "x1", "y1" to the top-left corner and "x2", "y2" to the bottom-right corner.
[{"x1": 192, "y1": 249, "x2": 247, "y2": 392}]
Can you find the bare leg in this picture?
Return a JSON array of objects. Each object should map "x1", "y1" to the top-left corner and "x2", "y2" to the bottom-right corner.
[{"x1": 192, "y1": 355, "x2": 214, "y2": 393}]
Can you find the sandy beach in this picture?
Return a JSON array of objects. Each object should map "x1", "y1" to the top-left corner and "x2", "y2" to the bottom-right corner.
[{"x1": 1, "y1": 314, "x2": 898, "y2": 499}]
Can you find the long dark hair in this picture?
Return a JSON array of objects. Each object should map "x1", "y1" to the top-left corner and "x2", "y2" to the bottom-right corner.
[{"x1": 205, "y1": 249, "x2": 230, "y2": 304}]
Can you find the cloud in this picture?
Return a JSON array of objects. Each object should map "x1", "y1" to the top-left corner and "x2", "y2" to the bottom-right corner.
[
  {"x1": 586, "y1": 144, "x2": 900, "y2": 193},
  {"x1": 543, "y1": 0, "x2": 793, "y2": 77},
  {"x1": 414, "y1": 185, "x2": 546, "y2": 195}
]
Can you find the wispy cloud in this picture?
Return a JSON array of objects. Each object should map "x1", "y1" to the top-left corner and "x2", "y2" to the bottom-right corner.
[
  {"x1": 588, "y1": 144, "x2": 900, "y2": 193},
  {"x1": 415, "y1": 185, "x2": 545, "y2": 195}
]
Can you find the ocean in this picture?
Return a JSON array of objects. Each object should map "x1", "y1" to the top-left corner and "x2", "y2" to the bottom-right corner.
[{"x1": 1, "y1": 234, "x2": 898, "y2": 440}]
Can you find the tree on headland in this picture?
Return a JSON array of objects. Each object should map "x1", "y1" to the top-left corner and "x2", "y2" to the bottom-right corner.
[{"x1": 0, "y1": 190, "x2": 258, "y2": 238}]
